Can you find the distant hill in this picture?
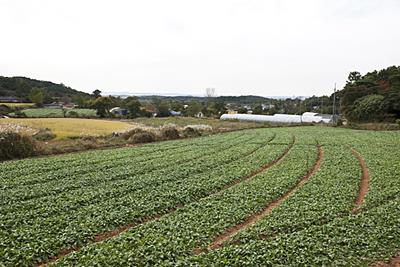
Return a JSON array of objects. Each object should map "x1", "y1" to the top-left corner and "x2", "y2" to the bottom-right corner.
[
  {"x1": 0, "y1": 76, "x2": 91, "y2": 101},
  {"x1": 137, "y1": 95, "x2": 273, "y2": 104}
]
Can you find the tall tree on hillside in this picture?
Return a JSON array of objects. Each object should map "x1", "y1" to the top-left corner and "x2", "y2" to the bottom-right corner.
[
  {"x1": 92, "y1": 89, "x2": 102, "y2": 98},
  {"x1": 347, "y1": 71, "x2": 362, "y2": 84}
]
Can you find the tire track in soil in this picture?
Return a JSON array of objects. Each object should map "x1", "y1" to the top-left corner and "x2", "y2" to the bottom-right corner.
[
  {"x1": 36, "y1": 134, "x2": 295, "y2": 266},
  {"x1": 351, "y1": 148, "x2": 370, "y2": 214},
  {"x1": 202, "y1": 143, "x2": 323, "y2": 252}
]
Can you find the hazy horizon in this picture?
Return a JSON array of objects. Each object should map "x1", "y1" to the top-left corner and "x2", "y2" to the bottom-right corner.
[{"x1": 1, "y1": 0, "x2": 399, "y2": 96}]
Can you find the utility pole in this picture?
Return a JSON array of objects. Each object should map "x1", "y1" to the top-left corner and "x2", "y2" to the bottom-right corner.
[
  {"x1": 332, "y1": 83, "x2": 336, "y2": 125},
  {"x1": 321, "y1": 97, "x2": 324, "y2": 114}
]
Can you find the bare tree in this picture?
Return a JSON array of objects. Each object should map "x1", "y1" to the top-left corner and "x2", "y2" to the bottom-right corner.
[{"x1": 205, "y1": 88, "x2": 216, "y2": 98}]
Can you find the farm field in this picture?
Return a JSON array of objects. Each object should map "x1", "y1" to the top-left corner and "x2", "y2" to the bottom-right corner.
[
  {"x1": 0, "y1": 118, "x2": 133, "y2": 139},
  {"x1": 11, "y1": 108, "x2": 97, "y2": 118},
  {"x1": 0, "y1": 127, "x2": 399, "y2": 266},
  {"x1": 132, "y1": 116, "x2": 267, "y2": 131},
  {"x1": 0, "y1": 102, "x2": 36, "y2": 108}
]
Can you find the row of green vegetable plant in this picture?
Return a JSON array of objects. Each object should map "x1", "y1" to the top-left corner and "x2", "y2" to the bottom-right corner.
[
  {"x1": 0, "y1": 129, "x2": 291, "y2": 265},
  {"x1": 186, "y1": 198, "x2": 400, "y2": 266},
  {"x1": 49, "y1": 132, "x2": 317, "y2": 266},
  {"x1": 228, "y1": 144, "x2": 361, "y2": 243},
  {"x1": 0, "y1": 128, "x2": 247, "y2": 183},
  {"x1": 0, "y1": 131, "x2": 252, "y2": 203}
]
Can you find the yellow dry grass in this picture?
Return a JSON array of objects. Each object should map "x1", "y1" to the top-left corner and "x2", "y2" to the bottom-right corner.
[
  {"x1": 0, "y1": 118, "x2": 133, "y2": 139},
  {"x1": 1, "y1": 102, "x2": 36, "y2": 108}
]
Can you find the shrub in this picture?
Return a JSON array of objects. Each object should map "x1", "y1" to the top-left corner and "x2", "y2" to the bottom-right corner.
[
  {"x1": 182, "y1": 127, "x2": 201, "y2": 138},
  {"x1": 12, "y1": 110, "x2": 27, "y2": 118},
  {"x1": 0, "y1": 132, "x2": 37, "y2": 160},
  {"x1": 78, "y1": 138, "x2": 99, "y2": 149},
  {"x1": 160, "y1": 126, "x2": 180, "y2": 140},
  {"x1": 121, "y1": 128, "x2": 145, "y2": 140},
  {"x1": 68, "y1": 111, "x2": 80, "y2": 118},
  {"x1": 185, "y1": 124, "x2": 213, "y2": 132},
  {"x1": 128, "y1": 131, "x2": 156, "y2": 144},
  {"x1": 33, "y1": 128, "x2": 56, "y2": 141}
]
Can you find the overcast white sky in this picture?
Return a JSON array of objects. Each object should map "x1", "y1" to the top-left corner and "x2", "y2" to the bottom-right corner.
[{"x1": 1, "y1": 0, "x2": 399, "y2": 96}]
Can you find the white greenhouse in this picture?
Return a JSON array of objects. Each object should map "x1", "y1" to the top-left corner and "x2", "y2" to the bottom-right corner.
[{"x1": 220, "y1": 112, "x2": 332, "y2": 124}]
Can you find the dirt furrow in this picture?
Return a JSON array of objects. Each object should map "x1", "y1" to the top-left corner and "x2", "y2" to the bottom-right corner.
[
  {"x1": 351, "y1": 148, "x2": 370, "y2": 214},
  {"x1": 36, "y1": 134, "x2": 291, "y2": 266},
  {"x1": 206, "y1": 144, "x2": 323, "y2": 251},
  {"x1": 370, "y1": 253, "x2": 400, "y2": 267}
]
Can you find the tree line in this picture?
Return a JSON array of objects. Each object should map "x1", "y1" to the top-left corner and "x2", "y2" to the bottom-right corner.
[{"x1": 337, "y1": 66, "x2": 400, "y2": 122}]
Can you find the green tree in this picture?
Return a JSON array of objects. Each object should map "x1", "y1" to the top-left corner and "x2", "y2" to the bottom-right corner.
[
  {"x1": 91, "y1": 97, "x2": 114, "y2": 118},
  {"x1": 29, "y1": 88, "x2": 45, "y2": 106},
  {"x1": 154, "y1": 100, "x2": 170, "y2": 117},
  {"x1": 210, "y1": 101, "x2": 227, "y2": 116},
  {"x1": 353, "y1": 94, "x2": 386, "y2": 121},
  {"x1": 124, "y1": 96, "x2": 142, "y2": 118},
  {"x1": 237, "y1": 107, "x2": 248, "y2": 114},
  {"x1": 186, "y1": 101, "x2": 202, "y2": 117},
  {"x1": 92, "y1": 89, "x2": 102, "y2": 98},
  {"x1": 347, "y1": 71, "x2": 362, "y2": 84},
  {"x1": 253, "y1": 105, "x2": 264, "y2": 114},
  {"x1": 170, "y1": 101, "x2": 184, "y2": 112}
]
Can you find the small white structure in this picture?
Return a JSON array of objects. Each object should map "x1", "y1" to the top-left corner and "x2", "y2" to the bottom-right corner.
[
  {"x1": 169, "y1": 110, "x2": 182, "y2": 116},
  {"x1": 110, "y1": 107, "x2": 128, "y2": 116},
  {"x1": 195, "y1": 112, "x2": 204, "y2": 118},
  {"x1": 220, "y1": 112, "x2": 332, "y2": 124}
]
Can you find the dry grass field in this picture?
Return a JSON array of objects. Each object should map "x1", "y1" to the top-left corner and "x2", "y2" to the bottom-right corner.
[
  {"x1": 0, "y1": 102, "x2": 36, "y2": 108},
  {"x1": 0, "y1": 118, "x2": 133, "y2": 139}
]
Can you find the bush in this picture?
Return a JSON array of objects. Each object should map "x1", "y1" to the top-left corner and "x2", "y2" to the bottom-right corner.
[
  {"x1": 33, "y1": 128, "x2": 56, "y2": 141},
  {"x1": 12, "y1": 110, "x2": 27, "y2": 118},
  {"x1": 0, "y1": 132, "x2": 37, "y2": 160},
  {"x1": 182, "y1": 127, "x2": 201, "y2": 138},
  {"x1": 121, "y1": 128, "x2": 145, "y2": 140},
  {"x1": 68, "y1": 111, "x2": 80, "y2": 118},
  {"x1": 128, "y1": 131, "x2": 156, "y2": 144},
  {"x1": 160, "y1": 126, "x2": 180, "y2": 140}
]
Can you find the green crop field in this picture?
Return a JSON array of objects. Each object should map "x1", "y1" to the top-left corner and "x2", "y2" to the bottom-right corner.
[
  {"x1": 0, "y1": 127, "x2": 399, "y2": 266},
  {"x1": 12, "y1": 108, "x2": 97, "y2": 118}
]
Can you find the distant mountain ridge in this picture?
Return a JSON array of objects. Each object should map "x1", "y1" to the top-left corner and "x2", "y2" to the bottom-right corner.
[
  {"x1": 0, "y1": 75, "x2": 306, "y2": 104},
  {"x1": 135, "y1": 95, "x2": 274, "y2": 104}
]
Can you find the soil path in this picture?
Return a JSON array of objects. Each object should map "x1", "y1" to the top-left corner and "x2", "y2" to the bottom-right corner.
[
  {"x1": 370, "y1": 254, "x2": 400, "y2": 267},
  {"x1": 36, "y1": 134, "x2": 294, "y2": 266},
  {"x1": 206, "y1": 144, "x2": 323, "y2": 251},
  {"x1": 351, "y1": 148, "x2": 370, "y2": 214}
]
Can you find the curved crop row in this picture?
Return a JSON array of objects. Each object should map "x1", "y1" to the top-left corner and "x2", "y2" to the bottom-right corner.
[
  {"x1": 0, "y1": 130, "x2": 290, "y2": 266},
  {"x1": 229, "y1": 144, "x2": 361, "y2": 244},
  {"x1": 0, "y1": 132, "x2": 253, "y2": 205},
  {"x1": 48, "y1": 133, "x2": 318, "y2": 266},
  {"x1": 186, "y1": 198, "x2": 400, "y2": 266},
  {"x1": 0, "y1": 130, "x2": 246, "y2": 184}
]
